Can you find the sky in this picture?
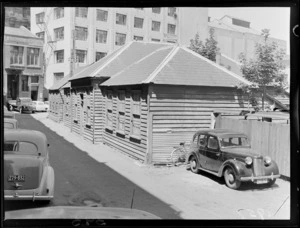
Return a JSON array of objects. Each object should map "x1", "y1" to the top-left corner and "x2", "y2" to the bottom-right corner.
[{"x1": 208, "y1": 7, "x2": 290, "y2": 54}]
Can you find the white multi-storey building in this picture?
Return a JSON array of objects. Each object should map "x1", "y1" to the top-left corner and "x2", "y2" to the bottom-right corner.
[{"x1": 30, "y1": 7, "x2": 208, "y2": 89}]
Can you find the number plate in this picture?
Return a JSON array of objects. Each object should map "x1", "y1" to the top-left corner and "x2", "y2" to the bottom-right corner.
[
  {"x1": 7, "y1": 175, "x2": 25, "y2": 182},
  {"x1": 255, "y1": 179, "x2": 268, "y2": 184}
]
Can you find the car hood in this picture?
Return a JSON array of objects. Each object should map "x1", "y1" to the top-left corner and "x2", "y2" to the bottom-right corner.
[
  {"x1": 221, "y1": 147, "x2": 262, "y2": 158},
  {"x1": 5, "y1": 206, "x2": 161, "y2": 219}
]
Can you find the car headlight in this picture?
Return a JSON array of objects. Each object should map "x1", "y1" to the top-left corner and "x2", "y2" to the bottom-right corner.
[
  {"x1": 245, "y1": 157, "x2": 253, "y2": 166},
  {"x1": 264, "y1": 156, "x2": 272, "y2": 166}
]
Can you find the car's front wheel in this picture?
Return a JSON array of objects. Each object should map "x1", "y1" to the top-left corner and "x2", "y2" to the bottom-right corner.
[
  {"x1": 190, "y1": 156, "x2": 200, "y2": 174},
  {"x1": 224, "y1": 167, "x2": 241, "y2": 190}
]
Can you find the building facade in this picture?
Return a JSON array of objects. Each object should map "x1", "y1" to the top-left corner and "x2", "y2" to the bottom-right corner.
[
  {"x1": 30, "y1": 7, "x2": 208, "y2": 89},
  {"x1": 5, "y1": 7, "x2": 31, "y2": 30},
  {"x1": 3, "y1": 26, "x2": 44, "y2": 101}
]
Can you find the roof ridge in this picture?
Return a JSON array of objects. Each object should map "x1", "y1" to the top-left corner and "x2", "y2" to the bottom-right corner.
[
  {"x1": 143, "y1": 45, "x2": 180, "y2": 84},
  {"x1": 105, "y1": 45, "x2": 174, "y2": 82},
  {"x1": 181, "y1": 46, "x2": 251, "y2": 86},
  {"x1": 90, "y1": 41, "x2": 133, "y2": 77}
]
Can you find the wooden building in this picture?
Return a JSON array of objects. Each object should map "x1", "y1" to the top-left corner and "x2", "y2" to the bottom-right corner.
[{"x1": 65, "y1": 41, "x2": 253, "y2": 164}]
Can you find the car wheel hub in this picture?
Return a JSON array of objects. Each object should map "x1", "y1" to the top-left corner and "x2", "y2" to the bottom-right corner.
[
  {"x1": 191, "y1": 160, "x2": 196, "y2": 169},
  {"x1": 228, "y1": 173, "x2": 234, "y2": 183}
]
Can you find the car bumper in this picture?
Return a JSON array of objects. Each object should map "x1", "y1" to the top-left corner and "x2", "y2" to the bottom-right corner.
[
  {"x1": 240, "y1": 174, "x2": 280, "y2": 182},
  {"x1": 5, "y1": 194, "x2": 53, "y2": 201}
]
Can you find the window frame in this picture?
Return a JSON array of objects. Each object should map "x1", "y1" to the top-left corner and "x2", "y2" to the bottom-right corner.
[
  {"x1": 10, "y1": 46, "x2": 24, "y2": 65},
  {"x1": 75, "y1": 26, "x2": 88, "y2": 41},
  {"x1": 75, "y1": 50, "x2": 87, "y2": 63},
  {"x1": 21, "y1": 75, "x2": 29, "y2": 92},
  {"x1": 151, "y1": 21, "x2": 161, "y2": 32},
  {"x1": 130, "y1": 90, "x2": 141, "y2": 140},
  {"x1": 115, "y1": 33, "x2": 126, "y2": 46},
  {"x1": 167, "y1": 24, "x2": 176, "y2": 35},
  {"x1": 116, "y1": 90, "x2": 126, "y2": 135},
  {"x1": 54, "y1": 7, "x2": 64, "y2": 19},
  {"x1": 95, "y1": 52, "x2": 107, "y2": 61},
  {"x1": 96, "y1": 9, "x2": 108, "y2": 21},
  {"x1": 75, "y1": 7, "x2": 88, "y2": 18},
  {"x1": 54, "y1": 50, "x2": 64, "y2": 63},
  {"x1": 96, "y1": 29, "x2": 108, "y2": 43},
  {"x1": 134, "y1": 17, "x2": 144, "y2": 28},
  {"x1": 152, "y1": 8, "x2": 161, "y2": 14},
  {"x1": 105, "y1": 91, "x2": 113, "y2": 131},
  {"x1": 54, "y1": 26, "x2": 64, "y2": 41},
  {"x1": 116, "y1": 13, "x2": 127, "y2": 25}
]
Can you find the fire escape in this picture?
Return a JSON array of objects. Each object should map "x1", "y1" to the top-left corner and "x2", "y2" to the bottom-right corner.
[{"x1": 36, "y1": 8, "x2": 57, "y2": 85}]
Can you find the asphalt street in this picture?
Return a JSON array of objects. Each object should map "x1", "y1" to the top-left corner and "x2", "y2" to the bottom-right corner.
[{"x1": 4, "y1": 113, "x2": 181, "y2": 219}]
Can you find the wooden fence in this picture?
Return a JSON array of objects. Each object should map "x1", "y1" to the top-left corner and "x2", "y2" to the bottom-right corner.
[{"x1": 215, "y1": 116, "x2": 290, "y2": 178}]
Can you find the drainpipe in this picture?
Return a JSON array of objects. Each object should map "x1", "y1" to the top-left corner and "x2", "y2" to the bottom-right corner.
[{"x1": 92, "y1": 83, "x2": 95, "y2": 144}]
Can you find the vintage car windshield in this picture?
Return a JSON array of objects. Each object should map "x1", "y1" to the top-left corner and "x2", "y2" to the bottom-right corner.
[
  {"x1": 4, "y1": 141, "x2": 39, "y2": 155},
  {"x1": 220, "y1": 137, "x2": 250, "y2": 148}
]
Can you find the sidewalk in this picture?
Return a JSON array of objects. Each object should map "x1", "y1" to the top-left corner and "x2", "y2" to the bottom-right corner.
[{"x1": 32, "y1": 112, "x2": 290, "y2": 220}]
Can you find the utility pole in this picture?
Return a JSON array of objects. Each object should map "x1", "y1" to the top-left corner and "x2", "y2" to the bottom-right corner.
[{"x1": 70, "y1": 8, "x2": 76, "y2": 133}]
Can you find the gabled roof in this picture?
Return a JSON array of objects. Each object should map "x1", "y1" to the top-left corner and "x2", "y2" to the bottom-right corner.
[
  {"x1": 102, "y1": 44, "x2": 251, "y2": 87},
  {"x1": 4, "y1": 26, "x2": 38, "y2": 38},
  {"x1": 69, "y1": 41, "x2": 173, "y2": 81}
]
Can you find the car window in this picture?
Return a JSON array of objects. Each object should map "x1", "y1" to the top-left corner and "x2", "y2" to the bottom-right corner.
[
  {"x1": 4, "y1": 141, "x2": 39, "y2": 155},
  {"x1": 4, "y1": 122, "x2": 14, "y2": 129},
  {"x1": 220, "y1": 137, "x2": 250, "y2": 147},
  {"x1": 207, "y1": 136, "x2": 218, "y2": 150},
  {"x1": 198, "y1": 135, "x2": 207, "y2": 147}
]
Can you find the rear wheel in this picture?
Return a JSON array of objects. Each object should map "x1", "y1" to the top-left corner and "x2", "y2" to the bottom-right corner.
[
  {"x1": 171, "y1": 148, "x2": 183, "y2": 164},
  {"x1": 190, "y1": 156, "x2": 200, "y2": 174},
  {"x1": 224, "y1": 167, "x2": 241, "y2": 190}
]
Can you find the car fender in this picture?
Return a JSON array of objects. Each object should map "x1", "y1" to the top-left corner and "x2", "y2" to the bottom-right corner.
[
  {"x1": 218, "y1": 159, "x2": 247, "y2": 179},
  {"x1": 45, "y1": 166, "x2": 55, "y2": 197},
  {"x1": 187, "y1": 151, "x2": 199, "y2": 162}
]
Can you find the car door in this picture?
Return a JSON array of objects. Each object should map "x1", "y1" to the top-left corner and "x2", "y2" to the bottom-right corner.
[
  {"x1": 197, "y1": 134, "x2": 208, "y2": 168},
  {"x1": 205, "y1": 135, "x2": 223, "y2": 172}
]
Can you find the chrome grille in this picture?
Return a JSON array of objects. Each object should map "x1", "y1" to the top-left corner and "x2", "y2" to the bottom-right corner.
[{"x1": 253, "y1": 157, "x2": 265, "y2": 176}]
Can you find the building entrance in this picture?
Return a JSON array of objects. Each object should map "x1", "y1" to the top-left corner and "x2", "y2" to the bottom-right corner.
[{"x1": 7, "y1": 74, "x2": 19, "y2": 100}]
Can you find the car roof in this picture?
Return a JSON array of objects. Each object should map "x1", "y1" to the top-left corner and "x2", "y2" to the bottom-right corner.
[
  {"x1": 4, "y1": 129, "x2": 48, "y2": 153},
  {"x1": 193, "y1": 129, "x2": 248, "y2": 138}
]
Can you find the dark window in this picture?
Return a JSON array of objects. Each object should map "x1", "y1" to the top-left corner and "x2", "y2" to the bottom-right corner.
[
  {"x1": 36, "y1": 32, "x2": 45, "y2": 40},
  {"x1": 115, "y1": 33, "x2": 126, "y2": 46},
  {"x1": 75, "y1": 7, "x2": 88, "y2": 18},
  {"x1": 75, "y1": 26, "x2": 88, "y2": 41},
  {"x1": 21, "y1": 76, "x2": 29, "y2": 91},
  {"x1": 131, "y1": 91, "x2": 141, "y2": 137},
  {"x1": 54, "y1": 72, "x2": 64, "y2": 83},
  {"x1": 31, "y1": 76, "x2": 39, "y2": 83},
  {"x1": 95, "y1": 52, "x2": 107, "y2": 61},
  {"x1": 96, "y1": 9, "x2": 108, "y2": 21},
  {"x1": 134, "y1": 17, "x2": 144, "y2": 28},
  {"x1": 96, "y1": 30, "x2": 107, "y2": 43},
  {"x1": 152, "y1": 21, "x2": 160, "y2": 31},
  {"x1": 54, "y1": 7, "x2": 64, "y2": 19},
  {"x1": 4, "y1": 141, "x2": 38, "y2": 155},
  {"x1": 27, "y1": 48, "x2": 40, "y2": 66},
  {"x1": 10, "y1": 46, "x2": 24, "y2": 64},
  {"x1": 167, "y1": 24, "x2": 176, "y2": 34},
  {"x1": 134, "y1": 36, "x2": 143, "y2": 41},
  {"x1": 168, "y1": 7, "x2": 176, "y2": 17},
  {"x1": 116, "y1": 13, "x2": 127, "y2": 25},
  {"x1": 117, "y1": 91, "x2": 125, "y2": 132},
  {"x1": 54, "y1": 27, "x2": 64, "y2": 41},
  {"x1": 75, "y1": 50, "x2": 87, "y2": 63},
  {"x1": 54, "y1": 50, "x2": 64, "y2": 63},
  {"x1": 106, "y1": 91, "x2": 113, "y2": 129},
  {"x1": 36, "y1": 12, "x2": 44, "y2": 24},
  {"x1": 152, "y1": 8, "x2": 161, "y2": 14},
  {"x1": 151, "y1": 38, "x2": 160, "y2": 42},
  {"x1": 232, "y1": 18, "x2": 250, "y2": 28},
  {"x1": 207, "y1": 136, "x2": 219, "y2": 150}
]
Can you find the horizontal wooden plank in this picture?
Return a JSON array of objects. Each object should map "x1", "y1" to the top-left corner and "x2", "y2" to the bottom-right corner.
[{"x1": 153, "y1": 115, "x2": 211, "y2": 120}]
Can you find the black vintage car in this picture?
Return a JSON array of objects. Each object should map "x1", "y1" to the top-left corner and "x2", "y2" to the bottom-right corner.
[{"x1": 187, "y1": 129, "x2": 280, "y2": 190}]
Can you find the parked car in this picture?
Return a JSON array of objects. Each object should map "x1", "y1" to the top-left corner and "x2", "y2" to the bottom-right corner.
[
  {"x1": 4, "y1": 129, "x2": 55, "y2": 202},
  {"x1": 8, "y1": 100, "x2": 16, "y2": 111},
  {"x1": 4, "y1": 118, "x2": 18, "y2": 129},
  {"x1": 14, "y1": 97, "x2": 34, "y2": 113},
  {"x1": 31, "y1": 101, "x2": 49, "y2": 112},
  {"x1": 187, "y1": 129, "x2": 280, "y2": 190}
]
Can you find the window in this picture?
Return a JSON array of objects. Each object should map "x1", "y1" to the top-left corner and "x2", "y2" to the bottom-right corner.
[
  {"x1": 96, "y1": 30, "x2": 107, "y2": 43},
  {"x1": 31, "y1": 76, "x2": 39, "y2": 83},
  {"x1": 152, "y1": 8, "x2": 161, "y2": 14},
  {"x1": 106, "y1": 91, "x2": 113, "y2": 130},
  {"x1": 134, "y1": 36, "x2": 143, "y2": 41},
  {"x1": 167, "y1": 24, "x2": 176, "y2": 35},
  {"x1": 75, "y1": 50, "x2": 87, "y2": 63},
  {"x1": 73, "y1": 95, "x2": 78, "y2": 121},
  {"x1": 54, "y1": 7, "x2": 64, "y2": 19},
  {"x1": 54, "y1": 72, "x2": 64, "y2": 83},
  {"x1": 116, "y1": 13, "x2": 126, "y2": 25},
  {"x1": 198, "y1": 135, "x2": 207, "y2": 147},
  {"x1": 10, "y1": 46, "x2": 24, "y2": 64},
  {"x1": 4, "y1": 141, "x2": 38, "y2": 155},
  {"x1": 207, "y1": 136, "x2": 219, "y2": 150},
  {"x1": 168, "y1": 7, "x2": 176, "y2": 16},
  {"x1": 86, "y1": 106, "x2": 91, "y2": 126},
  {"x1": 151, "y1": 38, "x2": 160, "y2": 42},
  {"x1": 115, "y1": 33, "x2": 126, "y2": 46},
  {"x1": 95, "y1": 52, "x2": 107, "y2": 61},
  {"x1": 152, "y1": 21, "x2": 160, "y2": 31},
  {"x1": 27, "y1": 48, "x2": 40, "y2": 66},
  {"x1": 75, "y1": 7, "x2": 88, "y2": 18},
  {"x1": 117, "y1": 91, "x2": 126, "y2": 133},
  {"x1": 21, "y1": 76, "x2": 29, "y2": 91},
  {"x1": 131, "y1": 91, "x2": 141, "y2": 138},
  {"x1": 134, "y1": 17, "x2": 144, "y2": 28},
  {"x1": 36, "y1": 12, "x2": 44, "y2": 24},
  {"x1": 65, "y1": 101, "x2": 69, "y2": 116},
  {"x1": 54, "y1": 27, "x2": 64, "y2": 41},
  {"x1": 23, "y1": 8, "x2": 30, "y2": 18},
  {"x1": 54, "y1": 50, "x2": 64, "y2": 63},
  {"x1": 36, "y1": 32, "x2": 45, "y2": 40},
  {"x1": 96, "y1": 9, "x2": 108, "y2": 21},
  {"x1": 75, "y1": 26, "x2": 88, "y2": 41}
]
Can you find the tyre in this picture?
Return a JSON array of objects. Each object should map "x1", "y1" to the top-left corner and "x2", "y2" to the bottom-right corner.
[
  {"x1": 224, "y1": 167, "x2": 241, "y2": 190},
  {"x1": 267, "y1": 179, "x2": 276, "y2": 187},
  {"x1": 190, "y1": 156, "x2": 200, "y2": 174}
]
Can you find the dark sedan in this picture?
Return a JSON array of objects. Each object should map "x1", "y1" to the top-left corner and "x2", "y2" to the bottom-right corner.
[{"x1": 187, "y1": 129, "x2": 280, "y2": 190}]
